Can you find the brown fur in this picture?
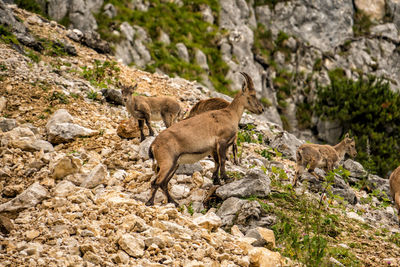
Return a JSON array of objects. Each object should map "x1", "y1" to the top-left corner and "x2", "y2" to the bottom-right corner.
[
  {"x1": 389, "y1": 166, "x2": 400, "y2": 223},
  {"x1": 293, "y1": 133, "x2": 357, "y2": 186},
  {"x1": 186, "y1": 98, "x2": 230, "y2": 119},
  {"x1": 120, "y1": 83, "x2": 182, "y2": 142},
  {"x1": 146, "y1": 72, "x2": 264, "y2": 206},
  {"x1": 186, "y1": 98, "x2": 239, "y2": 165}
]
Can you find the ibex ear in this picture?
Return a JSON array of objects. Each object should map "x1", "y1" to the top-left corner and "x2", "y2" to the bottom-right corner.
[{"x1": 344, "y1": 133, "x2": 350, "y2": 139}]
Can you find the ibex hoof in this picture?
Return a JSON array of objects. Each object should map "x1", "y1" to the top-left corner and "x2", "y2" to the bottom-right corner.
[{"x1": 145, "y1": 200, "x2": 153, "y2": 206}]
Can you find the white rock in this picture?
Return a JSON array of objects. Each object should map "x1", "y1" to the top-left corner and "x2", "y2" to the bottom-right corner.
[
  {"x1": 118, "y1": 234, "x2": 145, "y2": 258},
  {"x1": 81, "y1": 164, "x2": 108, "y2": 188},
  {"x1": 193, "y1": 212, "x2": 222, "y2": 231},
  {"x1": 54, "y1": 180, "x2": 77, "y2": 197}
]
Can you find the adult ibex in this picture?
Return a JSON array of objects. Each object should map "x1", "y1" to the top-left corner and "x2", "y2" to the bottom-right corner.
[
  {"x1": 120, "y1": 83, "x2": 182, "y2": 142},
  {"x1": 147, "y1": 72, "x2": 264, "y2": 206},
  {"x1": 293, "y1": 133, "x2": 357, "y2": 186},
  {"x1": 186, "y1": 97, "x2": 239, "y2": 165},
  {"x1": 389, "y1": 166, "x2": 400, "y2": 223}
]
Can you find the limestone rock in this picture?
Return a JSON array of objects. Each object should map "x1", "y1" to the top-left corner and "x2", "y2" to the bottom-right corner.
[
  {"x1": 248, "y1": 247, "x2": 282, "y2": 267},
  {"x1": 216, "y1": 169, "x2": 271, "y2": 200},
  {"x1": 139, "y1": 136, "x2": 155, "y2": 159},
  {"x1": 355, "y1": 0, "x2": 386, "y2": 21},
  {"x1": 176, "y1": 42, "x2": 190, "y2": 62},
  {"x1": 101, "y1": 88, "x2": 124, "y2": 105},
  {"x1": 81, "y1": 164, "x2": 108, "y2": 188},
  {"x1": 47, "y1": 122, "x2": 98, "y2": 144},
  {"x1": 270, "y1": 132, "x2": 304, "y2": 161},
  {"x1": 245, "y1": 227, "x2": 276, "y2": 249},
  {"x1": 50, "y1": 155, "x2": 82, "y2": 180},
  {"x1": 54, "y1": 180, "x2": 77, "y2": 197},
  {"x1": 0, "y1": 182, "x2": 48, "y2": 213},
  {"x1": 193, "y1": 212, "x2": 222, "y2": 231},
  {"x1": 176, "y1": 162, "x2": 203, "y2": 175},
  {"x1": 118, "y1": 234, "x2": 145, "y2": 258}
]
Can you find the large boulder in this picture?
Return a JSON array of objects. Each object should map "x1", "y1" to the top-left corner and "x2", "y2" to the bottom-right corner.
[
  {"x1": 46, "y1": 109, "x2": 98, "y2": 144},
  {"x1": 0, "y1": 182, "x2": 48, "y2": 213},
  {"x1": 216, "y1": 169, "x2": 271, "y2": 200},
  {"x1": 269, "y1": 131, "x2": 304, "y2": 160}
]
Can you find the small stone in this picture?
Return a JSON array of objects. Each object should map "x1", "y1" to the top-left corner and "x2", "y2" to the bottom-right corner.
[{"x1": 26, "y1": 230, "x2": 40, "y2": 240}]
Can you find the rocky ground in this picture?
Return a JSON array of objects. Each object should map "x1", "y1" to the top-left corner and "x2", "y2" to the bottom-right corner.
[{"x1": 0, "y1": 5, "x2": 400, "y2": 267}]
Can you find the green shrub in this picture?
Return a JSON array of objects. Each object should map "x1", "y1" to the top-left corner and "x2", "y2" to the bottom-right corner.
[
  {"x1": 81, "y1": 59, "x2": 120, "y2": 88},
  {"x1": 315, "y1": 71, "x2": 400, "y2": 176},
  {"x1": 0, "y1": 25, "x2": 19, "y2": 45},
  {"x1": 14, "y1": 0, "x2": 47, "y2": 18}
]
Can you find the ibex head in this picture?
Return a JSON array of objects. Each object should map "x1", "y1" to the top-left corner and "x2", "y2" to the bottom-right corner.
[
  {"x1": 119, "y1": 82, "x2": 138, "y2": 104},
  {"x1": 344, "y1": 133, "x2": 357, "y2": 158},
  {"x1": 240, "y1": 72, "x2": 264, "y2": 115}
]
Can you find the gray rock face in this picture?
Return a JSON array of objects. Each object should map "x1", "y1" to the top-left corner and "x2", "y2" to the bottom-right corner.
[
  {"x1": 103, "y1": 3, "x2": 117, "y2": 18},
  {"x1": 69, "y1": 0, "x2": 102, "y2": 32},
  {"x1": 317, "y1": 119, "x2": 343, "y2": 144},
  {"x1": 115, "y1": 24, "x2": 152, "y2": 67},
  {"x1": 0, "y1": 182, "x2": 48, "y2": 213},
  {"x1": 46, "y1": 0, "x2": 69, "y2": 21},
  {"x1": 256, "y1": 0, "x2": 354, "y2": 52},
  {"x1": 269, "y1": 132, "x2": 304, "y2": 161},
  {"x1": 344, "y1": 159, "x2": 367, "y2": 178},
  {"x1": 216, "y1": 169, "x2": 271, "y2": 200},
  {"x1": 387, "y1": 0, "x2": 400, "y2": 30}
]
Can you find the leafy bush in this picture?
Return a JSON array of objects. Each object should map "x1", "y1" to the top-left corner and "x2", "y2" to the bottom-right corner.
[
  {"x1": 315, "y1": 71, "x2": 400, "y2": 176},
  {"x1": 80, "y1": 59, "x2": 120, "y2": 88},
  {"x1": 0, "y1": 25, "x2": 19, "y2": 45}
]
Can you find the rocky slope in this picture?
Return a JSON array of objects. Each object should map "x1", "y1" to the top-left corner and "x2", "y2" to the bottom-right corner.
[{"x1": 1, "y1": 3, "x2": 400, "y2": 267}]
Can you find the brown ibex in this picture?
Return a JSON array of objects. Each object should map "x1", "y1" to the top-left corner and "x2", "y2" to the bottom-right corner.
[
  {"x1": 186, "y1": 97, "x2": 239, "y2": 165},
  {"x1": 389, "y1": 166, "x2": 400, "y2": 223},
  {"x1": 293, "y1": 133, "x2": 357, "y2": 186},
  {"x1": 120, "y1": 83, "x2": 182, "y2": 142},
  {"x1": 146, "y1": 72, "x2": 264, "y2": 206}
]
